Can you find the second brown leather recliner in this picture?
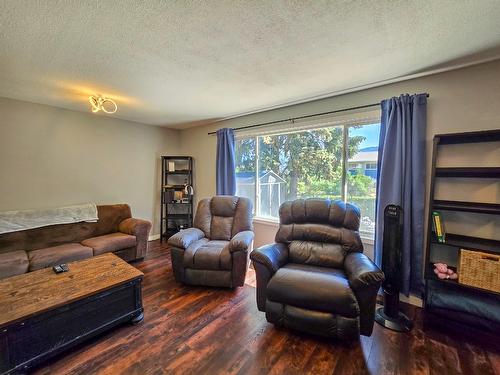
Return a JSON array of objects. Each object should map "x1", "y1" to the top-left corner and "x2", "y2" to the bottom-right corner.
[
  {"x1": 168, "y1": 196, "x2": 254, "y2": 288},
  {"x1": 250, "y1": 198, "x2": 384, "y2": 341}
]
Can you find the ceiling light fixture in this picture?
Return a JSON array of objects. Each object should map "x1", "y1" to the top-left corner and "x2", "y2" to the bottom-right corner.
[{"x1": 88, "y1": 95, "x2": 117, "y2": 114}]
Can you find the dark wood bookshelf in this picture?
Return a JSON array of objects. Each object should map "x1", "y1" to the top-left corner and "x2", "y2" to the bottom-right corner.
[
  {"x1": 433, "y1": 200, "x2": 500, "y2": 215},
  {"x1": 424, "y1": 129, "x2": 500, "y2": 334},
  {"x1": 160, "y1": 156, "x2": 193, "y2": 243}
]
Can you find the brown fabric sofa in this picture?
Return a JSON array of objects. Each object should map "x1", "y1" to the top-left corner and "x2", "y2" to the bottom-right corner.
[
  {"x1": 0, "y1": 204, "x2": 151, "y2": 280},
  {"x1": 168, "y1": 196, "x2": 254, "y2": 288}
]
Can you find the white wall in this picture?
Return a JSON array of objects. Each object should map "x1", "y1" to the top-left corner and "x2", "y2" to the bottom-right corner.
[
  {"x1": 179, "y1": 59, "x2": 500, "y2": 279},
  {"x1": 0, "y1": 97, "x2": 181, "y2": 235}
]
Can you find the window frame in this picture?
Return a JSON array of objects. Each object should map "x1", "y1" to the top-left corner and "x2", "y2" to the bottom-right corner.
[{"x1": 235, "y1": 112, "x2": 380, "y2": 239}]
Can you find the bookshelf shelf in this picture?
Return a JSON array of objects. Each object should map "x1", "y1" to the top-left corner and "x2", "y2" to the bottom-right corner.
[
  {"x1": 430, "y1": 233, "x2": 500, "y2": 254},
  {"x1": 163, "y1": 185, "x2": 186, "y2": 191},
  {"x1": 165, "y1": 170, "x2": 191, "y2": 175},
  {"x1": 433, "y1": 200, "x2": 500, "y2": 215},
  {"x1": 435, "y1": 167, "x2": 500, "y2": 178},
  {"x1": 426, "y1": 264, "x2": 500, "y2": 297},
  {"x1": 162, "y1": 214, "x2": 191, "y2": 219},
  {"x1": 436, "y1": 129, "x2": 500, "y2": 144}
]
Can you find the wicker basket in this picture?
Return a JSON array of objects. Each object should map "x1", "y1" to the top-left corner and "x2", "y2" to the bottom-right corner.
[{"x1": 459, "y1": 249, "x2": 500, "y2": 293}]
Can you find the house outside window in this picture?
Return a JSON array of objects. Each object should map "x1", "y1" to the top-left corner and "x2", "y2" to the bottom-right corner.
[
  {"x1": 348, "y1": 147, "x2": 379, "y2": 179},
  {"x1": 235, "y1": 112, "x2": 380, "y2": 239}
]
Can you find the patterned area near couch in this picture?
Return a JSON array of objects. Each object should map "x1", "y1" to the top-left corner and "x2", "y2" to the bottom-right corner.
[{"x1": 0, "y1": 204, "x2": 151, "y2": 279}]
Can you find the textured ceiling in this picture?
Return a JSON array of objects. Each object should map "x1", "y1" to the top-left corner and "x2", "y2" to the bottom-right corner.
[{"x1": 1, "y1": 1, "x2": 500, "y2": 127}]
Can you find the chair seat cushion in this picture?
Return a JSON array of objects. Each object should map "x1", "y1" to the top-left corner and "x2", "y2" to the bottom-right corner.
[
  {"x1": 183, "y1": 238, "x2": 232, "y2": 270},
  {"x1": 0, "y1": 250, "x2": 29, "y2": 279},
  {"x1": 266, "y1": 263, "x2": 359, "y2": 317},
  {"x1": 81, "y1": 232, "x2": 136, "y2": 256},
  {"x1": 28, "y1": 243, "x2": 93, "y2": 271}
]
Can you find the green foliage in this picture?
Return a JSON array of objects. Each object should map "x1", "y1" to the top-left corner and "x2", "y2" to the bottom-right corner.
[
  {"x1": 347, "y1": 173, "x2": 376, "y2": 197},
  {"x1": 235, "y1": 126, "x2": 375, "y2": 201},
  {"x1": 258, "y1": 128, "x2": 364, "y2": 200},
  {"x1": 297, "y1": 175, "x2": 342, "y2": 198},
  {"x1": 235, "y1": 138, "x2": 255, "y2": 173}
]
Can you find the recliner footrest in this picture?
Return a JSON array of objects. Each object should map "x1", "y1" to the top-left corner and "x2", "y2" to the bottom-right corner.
[{"x1": 265, "y1": 300, "x2": 360, "y2": 340}]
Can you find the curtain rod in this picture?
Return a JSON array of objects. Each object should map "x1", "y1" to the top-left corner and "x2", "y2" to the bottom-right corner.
[{"x1": 207, "y1": 93, "x2": 429, "y2": 135}]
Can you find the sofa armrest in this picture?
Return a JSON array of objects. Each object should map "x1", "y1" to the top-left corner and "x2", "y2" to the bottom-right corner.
[
  {"x1": 250, "y1": 242, "x2": 288, "y2": 274},
  {"x1": 344, "y1": 252, "x2": 384, "y2": 336},
  {"x1": 118, "y1": 218, "x2": 152, "y2": 259},
  {"x1": 229, "y1": 231, "x2": 254, "y2": 253},
  {"x1": 119, "y1": 218, "x2": 152, "y2": 236},
  {"x1": 167, "y1": 227, "x2": 205, "y2": 250}
]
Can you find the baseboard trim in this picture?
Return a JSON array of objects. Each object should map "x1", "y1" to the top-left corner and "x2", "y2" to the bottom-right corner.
[
  {"x1": 377, "y1": 293, "x2": 423, "y2": 308},
  {"x1": 400, "y1": 294, "x2": 423, "y2": 308},
  {"x1": 148, "y1": 234, "x2": 160, "y2": 241}
]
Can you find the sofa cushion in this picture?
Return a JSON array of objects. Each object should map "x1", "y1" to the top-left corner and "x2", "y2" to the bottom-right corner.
[
  {"x1": 0, "y1": 250, "x2": 29, "y2": 279},
  {"x1": 28, "y1": 243, "x2": 93, "y2": 271},
  {"x1": 183, "y1": 239, "x2": 232, "y2": 270},
  {"x1": 266, "y1": 263, "x2": 359, "y2": 317},
  {"x1": 81, "y1": 232, "x2": 136, "y2": 256}
]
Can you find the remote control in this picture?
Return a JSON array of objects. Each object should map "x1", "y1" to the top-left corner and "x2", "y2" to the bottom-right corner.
[{"x1": 52, "y1": 264, "x2": 69, "y2": 274}]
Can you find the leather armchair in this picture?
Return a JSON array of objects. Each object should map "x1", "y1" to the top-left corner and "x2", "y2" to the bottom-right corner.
[
  {"x1": 250, "y1": 198, "x2": 384, "y2": 340},
  {"x1": 168, "y1": 196, "x2": 254, "y2": 288}
]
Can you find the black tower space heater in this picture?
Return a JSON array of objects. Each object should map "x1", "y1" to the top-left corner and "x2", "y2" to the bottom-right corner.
[{"x1": 375, "y1": 204, "x2": 413, "y2": 332}]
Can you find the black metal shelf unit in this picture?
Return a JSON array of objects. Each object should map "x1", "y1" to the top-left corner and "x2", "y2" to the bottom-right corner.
[
  {"x1": 160, "y1": 156, "x2": 193, "y2": 242},
  {"x1": 424, "y1": 129, "x2": 500, "y2": 333}
]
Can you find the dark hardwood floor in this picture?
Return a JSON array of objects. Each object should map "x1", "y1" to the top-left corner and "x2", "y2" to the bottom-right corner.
[{"x1": 33, "y1": 240, "x2": 500, "y2": 375}]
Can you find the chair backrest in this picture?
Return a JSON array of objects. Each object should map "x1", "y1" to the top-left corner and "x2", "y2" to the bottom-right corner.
[
  {"x1": 275, "y1": 198, "x2": 363, "y2": 268},
  {"x1": 194, "y1": 196, "x2": 253, "y2": 240}
]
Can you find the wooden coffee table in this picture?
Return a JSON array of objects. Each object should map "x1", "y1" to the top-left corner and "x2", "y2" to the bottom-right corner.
[{"x1": 0, "y1": 253, "x2": 144, "y2": 375}]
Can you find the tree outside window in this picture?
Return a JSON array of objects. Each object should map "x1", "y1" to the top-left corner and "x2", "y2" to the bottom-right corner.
[{"x1": 235, "y1": 123, "x2": 380, "y2": 238}]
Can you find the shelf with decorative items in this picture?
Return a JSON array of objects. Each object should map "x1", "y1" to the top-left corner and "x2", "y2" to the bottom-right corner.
[{"x1": 160, "y1": 156, "x2": 194, "y2": 243}]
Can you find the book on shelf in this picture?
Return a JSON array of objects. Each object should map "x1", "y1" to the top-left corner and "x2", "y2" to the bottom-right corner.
[{"x1": 432, "y1": 210, "x2": 446, "y2": 243}]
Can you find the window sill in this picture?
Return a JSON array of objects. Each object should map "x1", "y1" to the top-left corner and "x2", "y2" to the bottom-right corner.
[
  {"x1": 253, "y1": 217, "x2": 375, "y2": 245},
  {"x1": 361, "y1": 236, "x2": 375, "y2": 245},
  {"x1": 253, "y1": 217, "x2": 279, "y2": 227}
]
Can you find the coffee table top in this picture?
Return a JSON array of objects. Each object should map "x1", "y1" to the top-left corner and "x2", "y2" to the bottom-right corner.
[{"x1": 0, "y1": 253, "x2": 143, "y2": 328}]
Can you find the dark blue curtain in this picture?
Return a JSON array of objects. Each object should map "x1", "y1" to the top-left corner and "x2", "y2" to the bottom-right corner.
[
  {"x1": 375, "y1": 94, "x2": 427, "y2": 295},
  {"x1": 216, "y1": 128, "x2": 236, "y2": 195}
]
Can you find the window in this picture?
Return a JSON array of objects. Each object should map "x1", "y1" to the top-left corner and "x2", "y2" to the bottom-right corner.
[
  {"x1": 347, "y1": 124, "x2": 380, "y2": 238},
  {"x1": 235, "y1": 120, "x2": 380, "y2": 239}
]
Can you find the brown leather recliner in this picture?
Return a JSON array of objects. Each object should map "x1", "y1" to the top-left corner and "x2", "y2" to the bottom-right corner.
[
  {"x1": 250, "y1": 198, "x2": 384, "y2": 341},
  {"x1": 168, "y1": 196, "x2": 254, "y2": 288}
]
